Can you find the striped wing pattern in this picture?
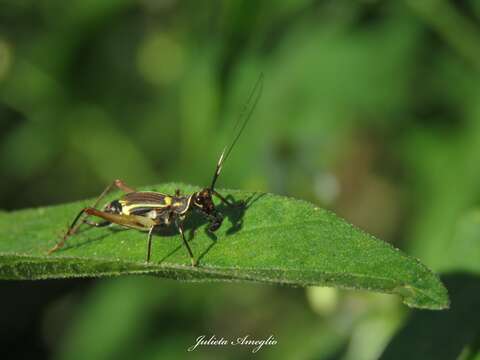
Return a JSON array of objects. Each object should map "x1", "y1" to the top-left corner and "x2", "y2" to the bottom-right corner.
[
  {"x1": 119, "y1": 191, "x2": 172, "y2": 216},
  {"x1": 121, "y1": 191, "x2": 171, "y2": 205}
]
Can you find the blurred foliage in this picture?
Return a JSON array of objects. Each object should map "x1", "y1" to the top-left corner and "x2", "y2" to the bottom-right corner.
[
  {"x1": 380, "y1": 273, "x2": 480, "y2": 360},
  {"x1": 1, "y1": 0, "x2": 480, "y2": 359}
]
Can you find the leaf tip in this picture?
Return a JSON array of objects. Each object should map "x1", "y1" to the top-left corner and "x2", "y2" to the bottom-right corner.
[{"x1": 393, "y1": 281, "x2": 450, "y2": 310}]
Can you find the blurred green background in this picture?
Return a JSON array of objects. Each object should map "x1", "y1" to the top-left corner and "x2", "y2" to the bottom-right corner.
[{"x1": 1, "y1": 0, "x2": 480, "y2": 359}]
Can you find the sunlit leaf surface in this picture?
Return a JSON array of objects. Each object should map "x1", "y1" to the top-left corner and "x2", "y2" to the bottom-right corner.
[{"x1": 0, "y1": 183, "x2": 449, "y2": 310}]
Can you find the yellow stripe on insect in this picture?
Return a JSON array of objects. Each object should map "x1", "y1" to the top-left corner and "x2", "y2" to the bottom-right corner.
[{"x1": 120, "y1": 201, "x2": 171, "y2": 215}]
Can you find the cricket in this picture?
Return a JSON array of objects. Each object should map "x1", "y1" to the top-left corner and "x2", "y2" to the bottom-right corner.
[{"x1": 48, "y1": 74, "x2": 264, "y2": 266}]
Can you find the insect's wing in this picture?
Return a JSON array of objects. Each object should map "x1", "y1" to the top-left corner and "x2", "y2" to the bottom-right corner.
[
  {"x1": 120, "y1": 192, "x2": 173, "y2": 215},
  {"x1": 121, "y1": 191, "x2": 171, "y2": 204}
]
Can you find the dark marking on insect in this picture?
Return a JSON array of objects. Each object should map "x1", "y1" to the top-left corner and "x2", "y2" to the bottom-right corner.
[{"x1": 48, "y1": 74, "x2": 264, "y2": 266}]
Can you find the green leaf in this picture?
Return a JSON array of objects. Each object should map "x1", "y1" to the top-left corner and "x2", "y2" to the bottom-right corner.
[{"x1": 0, "y1": 183, "x2": 448, "y2": 310}]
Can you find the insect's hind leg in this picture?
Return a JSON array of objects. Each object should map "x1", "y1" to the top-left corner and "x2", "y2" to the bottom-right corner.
[
  {"x1": 48, "y1": 207, "x2": 91, "y2": 254},
  {"x1": 92, "y1": 179, "x2": 136, "y2": 208},
  {"x1": 48, "y1": 180, "x2": 136, "y2": 254},
  {"x1": 82, "y1": 179, "x2": 136, "y2": 232},
  {"x1": 83, "y1": 219, "x2": 111, "y2": 227},
  {"x1": 48, "y1": 208, "x2": 155, "y2": 255}
]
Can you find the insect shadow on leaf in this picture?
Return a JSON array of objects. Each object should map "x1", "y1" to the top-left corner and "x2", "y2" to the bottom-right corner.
[
  {"x1": 154, "y1": 192, "x2": 264, "y2": 265},
  {"x1": 194, "y1": 192, "x2": 265, "y2": 265}
]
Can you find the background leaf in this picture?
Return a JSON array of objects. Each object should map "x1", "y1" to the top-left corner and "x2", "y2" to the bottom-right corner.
[
  {"x1": 0, "y1": 183, "x2": 448, "y2": 310},
  {"x1": 380, "y1": 210, "x2": 480, "y2": 359},
  {"x1": 380, "y1": 273, "x2": 480, "y2": 360}
]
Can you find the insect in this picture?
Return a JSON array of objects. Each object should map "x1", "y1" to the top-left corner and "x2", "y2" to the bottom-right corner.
[{"x1": 48, "y1": 74, "x2": 263, "y2": 266}]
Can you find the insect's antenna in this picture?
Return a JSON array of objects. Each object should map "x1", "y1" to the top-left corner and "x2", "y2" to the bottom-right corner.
[{"x1": 210, "y1": 73, "x2": 264, "y2": 191}]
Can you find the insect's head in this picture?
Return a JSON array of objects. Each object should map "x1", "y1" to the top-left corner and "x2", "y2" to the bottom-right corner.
[
  {"x1": 193, "y1": 189, "x2": 215, "y2": 212},
  {"x1": 192, "y1": 188, "x2": 223, "y2": 232}
]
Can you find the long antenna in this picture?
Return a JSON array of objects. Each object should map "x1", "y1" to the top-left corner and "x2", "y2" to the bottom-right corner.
[{"x1": 210, "y1": 73, "x2": 264, "y2": 190}]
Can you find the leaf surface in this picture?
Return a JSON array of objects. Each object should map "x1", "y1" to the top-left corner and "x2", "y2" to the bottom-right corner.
[{"x1": 0, "y1": 183, "x2": 449, "y2": 309}]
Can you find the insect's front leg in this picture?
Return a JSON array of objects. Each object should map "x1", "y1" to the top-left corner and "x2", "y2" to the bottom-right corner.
[
  {"x1": 195, "y1": 206, "x2": 224, "y2": 232},
  {"x1": 207, "y1": 213, "x2": 223, "y2": 232}
]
